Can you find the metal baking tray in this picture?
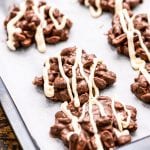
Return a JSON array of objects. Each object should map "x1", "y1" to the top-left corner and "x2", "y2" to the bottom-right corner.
[
  {"x1": 0, "y1": 77, "x2": 39, "y2": 150},
  {"x1": 0, "y1": 0, "x2": 150, "y2": 149}
]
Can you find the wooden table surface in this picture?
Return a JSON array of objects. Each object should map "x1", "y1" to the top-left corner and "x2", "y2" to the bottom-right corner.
[{"x1": 0, "y1": 104, "x2": 22, "y2": 150}]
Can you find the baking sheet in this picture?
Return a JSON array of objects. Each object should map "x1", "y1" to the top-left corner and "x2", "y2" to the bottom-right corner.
[
  {"x1": 0, "y1": 0, "x2": 150, "y2": 149},
  {"x1": 0, "y1": 77, "x2": 39, "y2": 149}
]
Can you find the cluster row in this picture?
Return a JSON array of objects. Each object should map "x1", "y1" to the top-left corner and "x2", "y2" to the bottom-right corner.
[
  {"x1": 33, "y1": 47, "x2": 137, "y2": 150},
  {"x1": 4, "y1": 0, "x2": 150, "y2": 149},
  {"x1": 5, "y1": 0, "x2": 150, "y2": 103},
  {"x1": 80, "y1": 0, "x2": 150, "y2": 103}
]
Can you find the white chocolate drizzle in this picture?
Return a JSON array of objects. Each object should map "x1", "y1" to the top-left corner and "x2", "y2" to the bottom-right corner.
[
  {"x1": 88, "y1": 98, "x2": 104, "y2": 150},
  {"x1": 6, "y1": 2, "x2": 26, "y2": 50},
  {"x1": 49, "y1": 7, "x2": 67, "y2": 30},
  {"x1": 78, "y1": 103, "x2": 87, "y2": 122},
  {"x1": 84, "y1": 0, "x2": 90, "y2": 6},
  {"x1": 71, "y1": 49, "x2": 82, "y2": 107},
  {"x1": 147, "y1": 13, "x2": 150, "y2": 24},
  {"x1": 6, "y1": 0, "x2": 68, "y2": 52},
  {"x1": 111, "y1": 98, "x2": 123, "y2": 131},
  {"x1": 56, "y1": 48, "x2": 102, "y2": 107},
  {"x1": 121, "y1": 102, "x2": 132, "y2": 128},
  {"x1": 61, "y1": 101, "x2": 81, "y2": 140},
  {"x1": 58, "y1": 48, "x2": 132, "y2": 150},
  {"x1": 33, "y1": 3, "x2": 47, "y2": 53},
  {"x1": 113, "y1": 128, "x2": 130, "y2": 138},
  {"x1": 111, "y1": 98, "x2": 131, "y2": 132},
  {"x1": 119, "y1": 9, "x2": 150, "y2": 84},
  {"x1": 87, "y1": 59, "x2": 106, "y2": 150},
  {"x1": 89, "y1": 0, "x2": 102, "y2": 18},
  {"x1": 84, "y1": 0, "x2": 124, "y2": 17},
  {"x1": 61, "y1": 95, "x2": 131, "y2": 149},
  {"x1": 57, "y1": 48, "x2": 104, "y2": 149},
  {"x1": 115, "y1": 0, "x2": 123, "y2": 14},
  {"x1": 84, "y1": 0, "x2": 102, "y2": 18},
  {"x1": 42, "y1": 46, "x2": 131, "y2": 149},
  {"x1": 43, "y1": 59, "x2": 54, "y2": 97},
  {"x1": 57, "y1": 53, "x2": 74, "y2": 101},
  {"x1": 139, "y1": 66, "x2": 150, "y2": 84}
]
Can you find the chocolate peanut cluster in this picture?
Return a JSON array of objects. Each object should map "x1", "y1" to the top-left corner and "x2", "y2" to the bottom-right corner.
[
  {"x1": 33, "y1": 47, "x2": 116, "y2": 104},
  {"x1": 51, "y1": 96, "x2": 137, "y2": 150},
  {"x1": 4, "y1": 0, "x2": 72, "y2": 52},
  {"x1": 33, "y1": 47, "x2": 138, "y2": 149},
  {"x1": 79, "y1": 0, "x2": 142, "y2": 16},
  {"x1": 131, "y1": 64, "x2": 150, "y2": 103},
  {"x1": 108, "y1": 13, "x2": 150, "y2": 62}
]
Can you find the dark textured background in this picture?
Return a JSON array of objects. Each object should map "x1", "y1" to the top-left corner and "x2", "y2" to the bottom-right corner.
[{"x1": 0, "y1": 104, "x2": 22, "y2": 150}]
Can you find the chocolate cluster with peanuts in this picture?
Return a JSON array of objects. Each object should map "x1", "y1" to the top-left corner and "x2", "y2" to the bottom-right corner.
[
  {"x1": 108, "y1": 13, "x2": 150, "y2": 62},
  {"x1": 51, "y1": 96, "x2": 137, "y2": 150},
  {"x1": 78, "y1": 0, "x2": 142, "y2": 17},
  {"x1": 33, "y1": 47, "x2": 116, "y2": 105},
  {"x1": 131, "y1": 63, "x2": 150, "y2": 103},
  {"x1": 4, "y1": 0, "x2": 72, "y2": 53},
  {"x1": 108, "y1": 10, "x2": 150, "y2": 102}
]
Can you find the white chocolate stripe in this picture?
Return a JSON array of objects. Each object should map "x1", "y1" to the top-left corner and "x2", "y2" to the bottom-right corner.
[
  {"x1": 78, "y1": 103, "x2": 87, "y2": 122},
  {"x1": 87, "y1": 59, "x2": 97, "y2": 98},
  {"x1": 84, "y1": 0, "x2": 90, "y2": 6},
  {"x1": 57, "y1": 54, "x2": 74, "y2": 101},
  {"x1": 77, "y1": 49, "x2": 89, "y2": 85},
  {"x1": 113, "y1": 128, "x2": 130, "y2": 138},
  {"x1": 95, "y1": 100, "x2": 106, "y2": 116},
  {"x1": 115, "y1": 0, "x2": 123, "y2": 15},
  {"x1": 147, "y1": 13, "x2": 150, "y2": 24},
  {"x1": 111, "y1": 98, "x2": 123, "y2": 131},
  {"x1": 119, "y1": 10, "x2": 145, "y2": 68},
  {"x1": 43, "y1": 59, "x2": 54, "y2": 97},
  {"x1": 90, "y1": 58, "x2": 102, "y2": 98},
  {"x1": 89, "y1": 99, "x2": 104, "y2": 150},
  {"x1": 121, "y1": 102, "x2": 131, "y2": 128},
  {"x1": 88, "y1": 59, "x2": 105, "y2": 149},
  {"x1": 49, "y1": 7, "x2": 67, "y2": 30},
  {"x1": 34, "y1": 4, "x2": 47, "y2": 53},
  {"x1": 89, "y1": 0, "x2": 102, "y2": 18},
  {"x1": 139, "y1": 66, "x2": 150, "y2": 84},
  {"x1": 118, "y1": 9, "x2": 142, "y2": 70},
  {"x1": 72, "y1": 48, "x2": 82, "y2": 107},
  {"x1": 84, "y1": 0, "x2": 102, "y2": 17},
  {"x1": 61, "y1": 102, "x2": 81, "y2": 140},
  {"x1": 6, "y1": 2, "x2": 26, "y2": 50},
  {"x1": 72, "y1": 48, "x2": 99, "y2": 107},
  {"x1": 119, "y1": 10, "x2": 140, "y2": 69},
  {"x1": 119, "y1": 9, "x2": 150, "y2": 83},
  {"x1": 39, "y1": 5, "x2": 47, "y2": 29},
  {"x1": 130, "y1": 13, "x2": 150, "y2": 61},
  {"x1": 133, "y1": 29, "x2": 150, "y2": 61},
  {"x1": 84, "y1": 0, "x2": 124, "y2": 17},
  {"x1": 112, "y1": 98, "x2": 132, "y2": 131}
]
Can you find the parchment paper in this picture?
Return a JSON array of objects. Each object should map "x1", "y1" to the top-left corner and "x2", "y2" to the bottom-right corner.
[{"x1": 0, "y1": 0, "x2": 150, "y2": 149}]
